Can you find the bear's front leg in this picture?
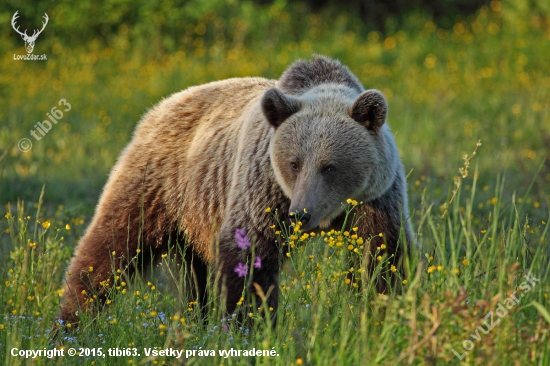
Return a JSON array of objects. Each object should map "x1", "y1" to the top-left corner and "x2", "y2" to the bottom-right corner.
[
  {"x1": 216, "y1": 225, "x2": 280, "y2": 319},
  {"x1": 352, "y1": 176, "x2": 413, "y2": 293}
]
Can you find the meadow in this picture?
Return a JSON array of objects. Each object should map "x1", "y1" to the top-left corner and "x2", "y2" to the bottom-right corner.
[{"x1": 1, "y1": 0, "x2": 549, "y2": 364}]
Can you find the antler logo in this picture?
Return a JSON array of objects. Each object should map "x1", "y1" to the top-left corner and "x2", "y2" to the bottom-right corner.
[{"x1": 11, "y1": 11, "x2": 49, "y2": 54}]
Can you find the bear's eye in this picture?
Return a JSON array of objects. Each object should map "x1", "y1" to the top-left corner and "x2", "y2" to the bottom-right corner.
[
  {"x1": 323, "y1": 165, "x2": 336, "y2": 173},
  {"x1": 290, "y1": 162, "x2": 299, "y2": 171}
]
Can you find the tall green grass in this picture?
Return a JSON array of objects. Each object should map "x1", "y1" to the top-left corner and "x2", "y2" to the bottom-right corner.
[{"x1": 1, "y1": 160, "x2": 549, "y2": 365}]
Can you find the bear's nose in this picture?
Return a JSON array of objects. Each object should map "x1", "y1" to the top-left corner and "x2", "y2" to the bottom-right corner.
[{"x1": 300, "y1": 213, "x2": 311, "y2": 225}]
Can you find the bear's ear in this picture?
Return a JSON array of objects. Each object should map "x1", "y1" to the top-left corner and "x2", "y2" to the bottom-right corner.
[
  {"x1": 349, "y1": 89, "x2": 388, "y2": 132},
  {"x1": 261, "y1": 87, "x2": 301, "y2": 128}
]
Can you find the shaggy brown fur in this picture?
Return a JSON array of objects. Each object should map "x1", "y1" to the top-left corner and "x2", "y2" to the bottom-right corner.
[{"x1": 57, "y1": 55, "x2": 413, "y2": 325}]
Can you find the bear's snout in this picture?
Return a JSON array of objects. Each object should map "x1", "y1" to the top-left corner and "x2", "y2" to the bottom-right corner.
[
  {"x1": 299, "y1": 213, "x2": 311, "y2": 225},
  {"x1": 289, "y1": 208, "x2": 316, "y2": 230}
]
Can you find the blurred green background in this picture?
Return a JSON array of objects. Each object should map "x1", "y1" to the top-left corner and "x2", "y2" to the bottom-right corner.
[{"x1": 0, "y1": 0, "x2": 549, "y2": 216}]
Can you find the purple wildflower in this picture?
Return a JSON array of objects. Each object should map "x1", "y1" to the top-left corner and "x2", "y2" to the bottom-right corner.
[
  {"x1": 234, "y1": 262, "x2": 248, "y2": 277},
  {"x1": 235, "y1": 228, "x2": 251, "y2": 250},
  {"x1": 254, "y1": 256, "x2": 262, "y2": 269}
]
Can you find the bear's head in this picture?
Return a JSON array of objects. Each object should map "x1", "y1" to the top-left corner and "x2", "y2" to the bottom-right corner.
[{"x1": 262, "y1": 85, "x2": 399, "y2": 231}]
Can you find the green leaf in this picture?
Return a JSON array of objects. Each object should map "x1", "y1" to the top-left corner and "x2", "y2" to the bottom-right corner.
[{"x1": 528, "y1": 301, "x2": 550, "y2": 325}]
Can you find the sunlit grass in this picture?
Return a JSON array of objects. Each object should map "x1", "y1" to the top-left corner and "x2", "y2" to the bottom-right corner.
[
  {"x1": 0, "y1": 154, "x2": 550, "y2": 365},
  {"x1": 1, "y1": 161, "x2": 549, "y2": 364}
]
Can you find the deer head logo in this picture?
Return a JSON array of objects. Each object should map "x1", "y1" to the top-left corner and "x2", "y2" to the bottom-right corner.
[{"x1": 11, "y1": 11, "x2": 49, "y2": 54}]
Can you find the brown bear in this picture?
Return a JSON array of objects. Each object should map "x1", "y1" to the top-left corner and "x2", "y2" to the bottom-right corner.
[{"x1": 57, "y1": 55, "x2": 413, "y2": 326}]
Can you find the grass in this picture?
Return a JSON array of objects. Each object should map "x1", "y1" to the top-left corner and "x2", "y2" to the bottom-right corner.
[
  {"x1": 1, "y1": 0, "x2": 550, "y2": 364},
  {"x1": 1, "y1": 166, "x2": 549, "y2": 365}
]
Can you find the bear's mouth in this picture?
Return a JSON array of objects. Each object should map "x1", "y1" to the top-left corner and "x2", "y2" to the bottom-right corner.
[{"x1": 300, "y1": 210, "x2": 339, "y2": 231}]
